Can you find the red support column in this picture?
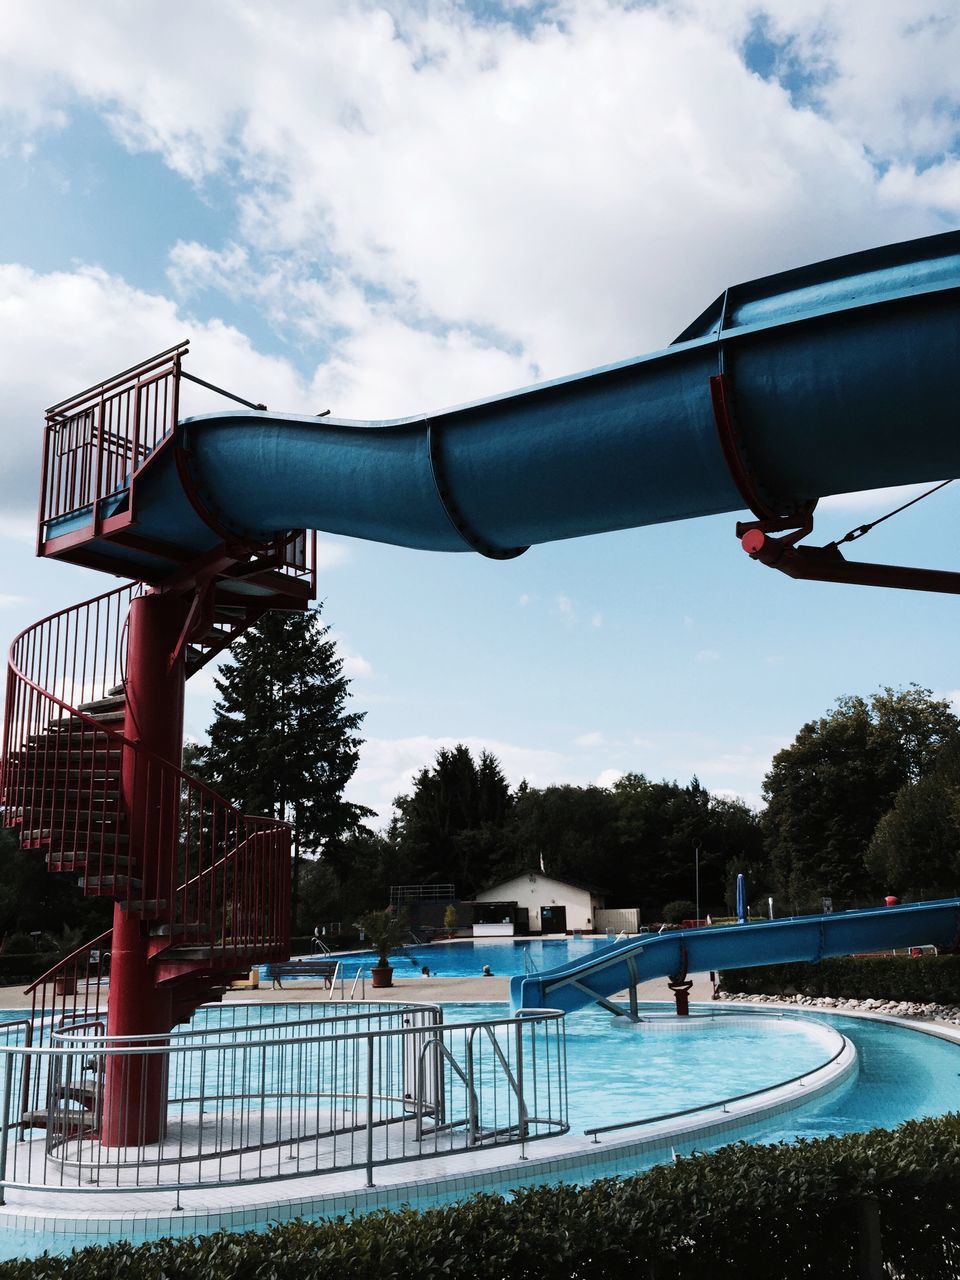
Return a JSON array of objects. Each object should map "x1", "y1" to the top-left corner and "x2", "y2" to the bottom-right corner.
[{"x1": 101, "y1": 591, "x2": 188, "y2": 1147}]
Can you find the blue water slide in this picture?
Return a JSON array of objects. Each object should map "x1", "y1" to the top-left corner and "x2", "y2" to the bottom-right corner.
[
  {"x1": 45, "y1": 230, "x2": 960, "y2": 581},
  {"x1": 510, "y1": 899, "x2": 960, "y2": 1015}
]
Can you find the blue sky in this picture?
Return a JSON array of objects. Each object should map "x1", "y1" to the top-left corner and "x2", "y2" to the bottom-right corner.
[{"x1": 1, "y1": 0, "x2": 960, "y2": 823}]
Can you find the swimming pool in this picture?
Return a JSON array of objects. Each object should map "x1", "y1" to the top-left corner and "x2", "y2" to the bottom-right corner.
[
  {"x1": 293, "y1": 936, "x2": 618, "y2": 980},
  {"x1": 1, "y1": 1001, "x2": 958, "y2": 1259}
]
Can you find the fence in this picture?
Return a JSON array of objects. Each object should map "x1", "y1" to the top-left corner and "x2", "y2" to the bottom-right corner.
[
  {"x1": 0, "y1": 1001, "x2": 567, "y2": 1200},
  {"x1": 595, "y1": 908, "x2": 640, "y2": 934},
  {"x1": 390, "y1": 885, "x2": 457, "y2": 905}
]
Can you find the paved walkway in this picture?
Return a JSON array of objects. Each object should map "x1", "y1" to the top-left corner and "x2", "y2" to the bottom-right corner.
[{"x1": 0, "y1": 971, "x2": 717, "y2": 1011}]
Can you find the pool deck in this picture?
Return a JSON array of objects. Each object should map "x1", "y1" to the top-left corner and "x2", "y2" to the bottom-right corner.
[
  {"x1": 225, "y1": 970, "x2": 717, "y2": 1007},
  {"x1": 0, "y1": 973, "x2": 957, "y2": 1253},
  {"x1": 0, "y1": 972, "x2": 709, "y2": 1010}
]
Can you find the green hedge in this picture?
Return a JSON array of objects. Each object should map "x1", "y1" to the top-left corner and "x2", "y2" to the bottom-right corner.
[
  {"x1": 4, "y1": 1115, "x2": 960, "y2": 1278},
  {"x1": 720, "y1": 954, "x2": 960, "y2": 1003},
  {"x1": 0, "y1": 953, "x2": 58, "y2": 986}
]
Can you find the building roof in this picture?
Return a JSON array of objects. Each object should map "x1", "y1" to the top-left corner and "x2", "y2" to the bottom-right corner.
[{"x1": 478, "y1": 871, "x2": 609, "y2": 898}]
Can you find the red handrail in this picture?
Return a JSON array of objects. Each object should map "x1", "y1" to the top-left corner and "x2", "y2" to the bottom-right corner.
[{"x1": 2, "y1": 584, "x2": 290, "y2": 996}]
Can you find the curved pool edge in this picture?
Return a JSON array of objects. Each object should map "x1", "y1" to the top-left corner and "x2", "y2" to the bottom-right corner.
[{"x1": 0, "y1": 1009, "x2": 865, "y2": 1254}]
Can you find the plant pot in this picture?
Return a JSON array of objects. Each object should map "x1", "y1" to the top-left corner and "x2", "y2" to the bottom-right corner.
[{"x1": 371, "y1": 964, "x2": 394, "y2": 989}]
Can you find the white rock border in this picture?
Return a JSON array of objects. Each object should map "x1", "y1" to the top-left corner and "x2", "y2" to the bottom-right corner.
[{"x1": 720, "y1": 990, "x2": 960, "y2": 1025}]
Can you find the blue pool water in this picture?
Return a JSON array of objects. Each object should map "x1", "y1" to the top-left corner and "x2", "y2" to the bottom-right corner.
[
  {"x1": 293, "y1": 936, "x2": 616, "y2": 980},
  {"x1": 557, "y1": 1004, "x2": 960, "y2": 1139},
  {"x1": 764, "y1": 1011, "x2": 960, "y2": 1142}
]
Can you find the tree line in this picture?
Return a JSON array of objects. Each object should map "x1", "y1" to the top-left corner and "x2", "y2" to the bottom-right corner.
[
  {"x1": 187, "y1": 610, "x2": 960, "y2": 931},
  {"x1": 5, "y1": 605, "x2": 956, "y2": 944}
]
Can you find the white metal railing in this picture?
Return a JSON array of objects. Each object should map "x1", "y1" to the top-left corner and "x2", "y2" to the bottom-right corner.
[{"x1": 0, "y1": 1001, "x2": 567, "y2": 1201}]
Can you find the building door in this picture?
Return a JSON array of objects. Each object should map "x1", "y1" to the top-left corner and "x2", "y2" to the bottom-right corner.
[{"x1": 540, "y1": 905, "x2": 567, "y2": 934}]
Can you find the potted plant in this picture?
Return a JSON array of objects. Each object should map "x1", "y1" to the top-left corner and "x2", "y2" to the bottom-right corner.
[
  {"x1": 358, "y1": 909, "x2": 409, "y2": 989},
  {"x1": 47, "y1": 925, "x2": 86, "y2": 997},
  {"x1": 443, "y1": 903, "x2": 459, "y2": 939}
]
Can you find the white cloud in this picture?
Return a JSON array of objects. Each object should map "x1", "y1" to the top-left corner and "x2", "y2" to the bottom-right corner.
[
  {"x1": 0, "y1": 515, "x2": 36, "y2": 545},
  {"x1": 556, "y1": 594, "x2": 574, "y2": 616},
  {"x1": 0, "y1": 263, "x2": 312, "y2": 516},
  {"x1": 329, "y1": 632, "x2": 374, "y2": 681},
  {"x1": 346, "y1": 733, "x2": 570, "y2": 822},
  {"x1": 575, "y1": 731, "x2": 604, "y2": 747},
  {"x1": 314, "y1": 538, "x2": 351, "y2": 571},
  {"x1": 696, "y1": 648, "x2": 720, "y2": 664},
  {"x1": 591, "y1": 612, "x2": 603, "y2": 628},
  {"x1": 595, "y1": 767, "x2": 624, "y2": 789},
  {"x1": 2, "y1": 0, "x2": 948, "y2": 421},
  {"x1": 880, "y1": 159, "x2": 960, "y2": 215},
  {"x1": 818, "y1": 482, "x2": 943, "y2": 514},
  {"x1": 711, "y1": 786, "x2": 761, "y2": 811}
]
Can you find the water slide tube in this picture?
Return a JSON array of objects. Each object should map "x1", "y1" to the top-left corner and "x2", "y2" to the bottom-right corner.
[
  {"x1": 43, "y1": 230, "x2": 960, "y2": 581},
  {"x1": 510, "y1": 899, "x2": 960, "y2": 1015}
]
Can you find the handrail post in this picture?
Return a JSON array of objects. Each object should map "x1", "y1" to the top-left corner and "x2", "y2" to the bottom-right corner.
[
  {"x1": 465, "y1": 1034, "x2": 478, "y2": 1146},
  {"x1": 365, "y1": 1033, "x2": 375, "y2": 1187},
  {"x1": 0, "y1": 1053, "x2": 13, "y2": 1205},
  {"x1": 515, "y1": 1018, "x2": 527, "y2": 1149}
]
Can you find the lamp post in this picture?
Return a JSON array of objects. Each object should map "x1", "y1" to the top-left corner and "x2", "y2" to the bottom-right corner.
[{"x1": 694, "y1": 841, "x2": 701, "y2": 926}]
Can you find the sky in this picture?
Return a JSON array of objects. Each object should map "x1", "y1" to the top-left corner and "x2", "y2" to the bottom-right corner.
[{"x1": 1, "y1": 0, "x2": 960, "y2": 827}]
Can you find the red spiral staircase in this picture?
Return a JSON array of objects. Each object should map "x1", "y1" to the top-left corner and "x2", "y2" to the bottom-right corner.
[{"x1": 1, "y1": 345, "x2": 315, "y2": 1143}]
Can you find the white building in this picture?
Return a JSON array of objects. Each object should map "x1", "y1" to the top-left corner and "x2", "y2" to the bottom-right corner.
[{"x1": 472, "y1": 873, "x2": 605, "y2": 935}]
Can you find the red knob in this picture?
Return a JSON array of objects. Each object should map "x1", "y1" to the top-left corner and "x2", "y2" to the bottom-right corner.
[{"x1": 741, "y1": 529, "x2": 766, "y2": 555}]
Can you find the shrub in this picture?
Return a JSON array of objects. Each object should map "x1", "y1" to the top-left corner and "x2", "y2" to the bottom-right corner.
[
  {"x1": 661, "y1": 899, "x2": 697, "y2": 925},
  {"x1": 2, "y1": 933, "x2": 40, "y2": 955},
  {"x1": 5, "y1": 1115, "x2": 960, "y2": 1278},
  {"x1": 0, "y1": 952, "x2": 58, "y2": 985},
  {"x1": 719, "y1": 954, "x2": 960, "y2": 1004}
]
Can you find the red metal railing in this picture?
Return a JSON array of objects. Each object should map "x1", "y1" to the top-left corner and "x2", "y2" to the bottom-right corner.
[
  {"x1": 2, "y1": 585, "x2": 138, "y2": 883},
  {"x1": 40, "y1": 343, "x2": 187, "y2": 547},
  {"x1": 2, "y1": 585, "x2": 290, "y2": 988},
  {"x1": 25, "y1": 930, "x2": 112, "y2": 1051}
]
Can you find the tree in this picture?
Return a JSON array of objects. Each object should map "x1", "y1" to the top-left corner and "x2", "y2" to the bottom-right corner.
[
  {"x1": 608, "y1": 773, "x2": 764, "y2": 918},
  {"x1": 762, "y1": 686, "x2": 960, "y2": 910},
  {"x1": 390, "y1": 745, "x2": 513, "y2": 895},
  {"x1": 0, "y1": 826, "x2": 112, "y2": 941},
  {"x1": 866, "y1": 737, "x2": 960, "y2": 898},
  {"x1": 194, "y1": 604, "x2": 372, "y2": 919}
]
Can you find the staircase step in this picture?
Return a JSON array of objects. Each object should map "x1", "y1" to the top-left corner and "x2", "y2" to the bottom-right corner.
[
  {"x1": 18, "y1": 750, "x2": 122, "y2": 766},
  {"x1": 10, "y1": 787, "x2": 122, "y2": 806},
  {"x1": 21, "y1": 1106, "x2": 95, "y2": 1131},
  {"x1": 125, "y1": 899, "x2": 168, "y2": 915},
  {"x1": 29, "y1": 729, "x2": 121, "y2": 746},
  {"x1": 84, "y1": 875, "x2": 143, "y2": 893},
  {"x1": 46, "y1": 710, "x2": 125, "y2": 732},
  {"x1": 58, "y1": 1082, "x2": 100, "y2": 1108},
  {"x1": 157, "y1": 946, "x2": 218, "y2": 961},
  {"x1": 149, "y1": 921, "x2": 206, "y2": 938},
  {"x1": 14, "y1": 767, "x2": 122, "y2": 780},
  {"x1": 23, "y1": 829, "x2": 128, "y2": 846},
  {"x1": 77, "y1": 693, "x2": 126, "y2": 717},
  {"x1": 49, "y1": 852, "x2": 133, "y2": 871}
]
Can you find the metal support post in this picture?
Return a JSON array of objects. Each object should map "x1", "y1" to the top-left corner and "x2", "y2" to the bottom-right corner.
[{"x1": 101, "y1": 591, "x2": 188, "y2": 1147}]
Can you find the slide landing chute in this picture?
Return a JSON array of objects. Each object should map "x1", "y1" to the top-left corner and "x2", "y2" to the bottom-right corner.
[{"x1": 510, "y1": 899, "x2": 960, "y2": 1016}]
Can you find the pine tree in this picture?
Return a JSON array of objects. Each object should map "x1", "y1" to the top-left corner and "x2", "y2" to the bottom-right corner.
[
  {"x1": 389, "y1": 745, "x2": 513, "y2": 895},
  {"x1": 194, "y1": 605, "x2": 372, "y2": 918}
]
